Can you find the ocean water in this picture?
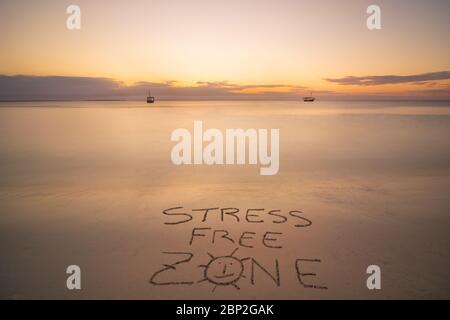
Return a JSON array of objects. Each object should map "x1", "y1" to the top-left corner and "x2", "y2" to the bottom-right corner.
[{"x1": 0, "y1": 100, "x2": 449, "y2": 299}]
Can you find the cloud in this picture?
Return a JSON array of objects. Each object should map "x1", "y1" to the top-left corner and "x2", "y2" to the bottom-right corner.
[
  {"x1": 1, "y1": 74, "x2": 449, "y2": 101},
  {"x1": 325, "y1": 71, "x2": 450, "y2": 86},
  {"x1": 0, "y1": 75, "x2": 309, "y2": 101}
]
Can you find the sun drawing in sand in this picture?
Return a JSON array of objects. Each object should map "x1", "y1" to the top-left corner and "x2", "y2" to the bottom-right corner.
[{"x1": 198, "y1": 248, "x2": 249, "y2": 292}]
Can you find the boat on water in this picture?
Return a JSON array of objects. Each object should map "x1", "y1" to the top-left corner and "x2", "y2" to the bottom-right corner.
[
  {"x1": 303, "y1": 92, "x2": 315, "y2": 102},
  {"x1": 147, "y1": 90, "x2": 155, "y2": 103}
]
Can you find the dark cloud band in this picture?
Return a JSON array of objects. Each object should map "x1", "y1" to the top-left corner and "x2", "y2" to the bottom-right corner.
[
  {"x1": 0, "y1": 75, "x2": 307, "y2": 100},
  {"x1": 325, "y1": 71, "x2": 450, "y2": 86}
]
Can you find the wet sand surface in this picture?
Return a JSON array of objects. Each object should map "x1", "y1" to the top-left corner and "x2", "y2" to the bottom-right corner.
[{"x1": 0, "y1": 100, "x2": 449, "y2": 299}]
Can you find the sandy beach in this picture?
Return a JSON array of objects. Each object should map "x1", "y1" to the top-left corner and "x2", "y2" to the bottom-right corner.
[{"x1": 0, "y1": 100, "x2": 449, "y2": 299}]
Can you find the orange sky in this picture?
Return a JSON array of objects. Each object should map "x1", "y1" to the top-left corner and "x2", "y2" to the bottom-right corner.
[{"x1": 0, "y1": 0, "x2": 449, "y2": 98}]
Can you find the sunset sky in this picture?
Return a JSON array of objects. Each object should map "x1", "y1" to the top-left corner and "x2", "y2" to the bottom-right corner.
[{"x1": 0, "y1": 0, "x2": 449, "y2": 99}]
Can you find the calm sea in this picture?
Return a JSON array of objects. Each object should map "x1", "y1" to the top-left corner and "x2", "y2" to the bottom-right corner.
[{"x1": 0, "y1": 100, "x2": 449, "y2": 299}]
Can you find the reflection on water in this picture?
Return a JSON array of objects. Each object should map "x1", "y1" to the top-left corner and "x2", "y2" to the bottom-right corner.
[
  {"x1": 2, "y1": 99, "x2": 450, "y2": 114},
  {"x1": 0, "y1": 100, "x2": 449, "y2": 299}
]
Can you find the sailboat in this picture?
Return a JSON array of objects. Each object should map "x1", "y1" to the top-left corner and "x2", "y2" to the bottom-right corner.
[
  {"x1": 303, "y1": 91, "x2": 315, "y2": 102},
  {"x1": 147, "y1": 90, "x2": 155, "y2": 103}
]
